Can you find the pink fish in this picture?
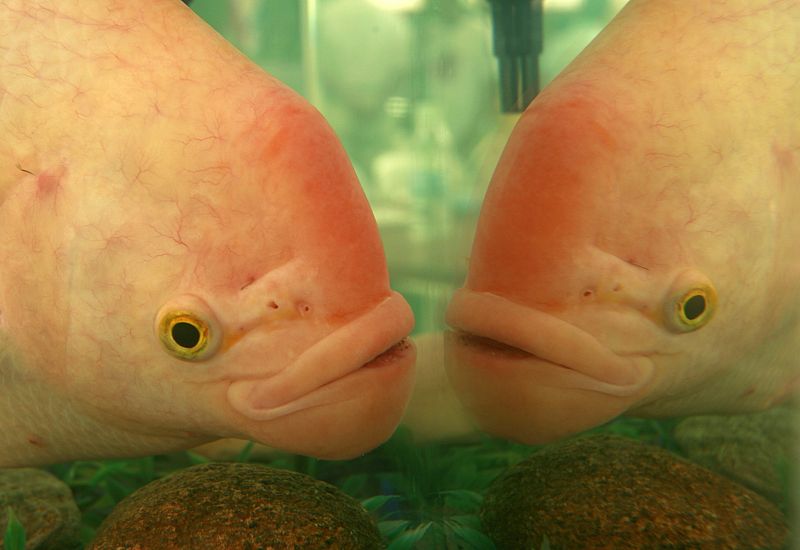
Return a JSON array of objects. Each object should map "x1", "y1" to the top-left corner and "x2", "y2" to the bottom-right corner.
[
  {"x1": 446, "y1": 0, "x2": 800, "y2": 444},
  {"x1": 0, "y1": 0, "x2": 415, "y2": 466}
]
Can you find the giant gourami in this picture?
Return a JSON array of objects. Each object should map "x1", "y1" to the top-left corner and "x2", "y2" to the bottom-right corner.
[
  {"x1": 0, "y1": 0, "x2": 415, "y2": 466},
  {"x1": 446, "y1": 0, "x2": 800, "y2": 443}
]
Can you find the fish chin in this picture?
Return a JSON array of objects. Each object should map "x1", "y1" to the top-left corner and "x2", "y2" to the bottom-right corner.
[
  {"x1": 444, "y1": 331, "x2": 648, "y2": 443},
  {"x1": 233, "y1": 339, "x2": 416, "y2": 459},
  {"x1": 233, "y1": 338, "x2": 414, "y2": 421},
  {"x1": 443, "y1": 289, "x2": 656, "y2": 444}
]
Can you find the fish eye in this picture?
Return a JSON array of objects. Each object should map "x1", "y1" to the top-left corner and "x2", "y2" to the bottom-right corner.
[
  {"x1": 155, "y1": 295, "x2": 221, "y2": 361},
  {"x1": 163, "y1": 313, "x2": 207, "y2": 354},
  {"x1": 663, "y1": 271, "x2": 717, "y2": 333}
]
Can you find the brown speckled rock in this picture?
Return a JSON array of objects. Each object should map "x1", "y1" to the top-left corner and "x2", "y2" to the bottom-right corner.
[
  {"x1": 89, "y1": 462, "x2": 382, "y2": 550},
  {"x1": 480, "y1": 435, "x2": 788, "y2": 550},
  {"x1": 0, "y1": 468, "x2": 81, "y2": 550},
  {"x1": 674, "y1": 406, "x2": 799, "y2": 505}
]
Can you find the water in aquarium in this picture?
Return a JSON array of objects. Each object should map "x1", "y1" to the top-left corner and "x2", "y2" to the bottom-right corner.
[{"x1": 0, "y1": 0, "x2": 797, "y2": 548}]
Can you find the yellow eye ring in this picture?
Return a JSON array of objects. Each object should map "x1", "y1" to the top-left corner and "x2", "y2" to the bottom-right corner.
[
  {"x1": 674, "y1": 288, "x2": 714, "y2": 329},
  {"x1": 664, "y1": 271, "x2": 717, "y2": 333},
  {"x1": 155, "y1": 295, "x2": 221, "y2": 361},
  {"x1": 159, "y1": 312, "x2": 209, "y2": 359}
]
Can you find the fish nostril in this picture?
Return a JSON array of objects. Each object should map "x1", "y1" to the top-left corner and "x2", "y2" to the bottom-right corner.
[
  {"x1": 263, "y1": 298, "x2": 312, "y2": 317},
  {"x1": 581, "y1": 281, "x2": 635, "y2": 304}
]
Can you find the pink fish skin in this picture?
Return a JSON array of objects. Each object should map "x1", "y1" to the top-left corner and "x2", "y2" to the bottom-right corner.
[
  {"x1": 0, "y1": 0, "x2": 415, "y2": 466},
  {"x1": 446, "y1": 0, "x2": 800, "y2": 444}
]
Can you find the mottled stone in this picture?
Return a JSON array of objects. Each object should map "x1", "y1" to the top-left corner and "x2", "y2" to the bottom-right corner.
[
  {"x1": 481, "y1": 435, "x2": 788, "y2": 550},
  {"x1": 0, "y1": 468, "x2": 81, "y2": 550},
  {"x1": 89, "y1": 462, "x2": 382, "y2": 550},
  {"x1": 674, "y1": 406, "x2": 799, "y2": 505}
]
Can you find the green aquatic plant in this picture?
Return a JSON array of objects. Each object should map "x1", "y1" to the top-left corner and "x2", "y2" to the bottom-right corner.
[
  {"x1": 364, "y1": 492, "x2": 494, "y2": 549},
  {"x1": 351, "y1": 427, "x2": 531, "y2": 549},
  {"x1": 3, "y1": 507, "x2": 25, "y2": 550}
]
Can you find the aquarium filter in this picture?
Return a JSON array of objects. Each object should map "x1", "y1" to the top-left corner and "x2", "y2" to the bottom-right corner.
[{"x1": 486, "y1": 0, "x2": 543, "y2": 112}]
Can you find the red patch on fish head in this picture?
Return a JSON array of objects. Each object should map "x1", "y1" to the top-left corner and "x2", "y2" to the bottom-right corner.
[
  {"x1": 183, "y1": 84, "x2": 390, "y2": 318},
  {"x1": 467, "y1": 94, "x2": 623, "y2": 306},
  {"x1": 466, "y1": 84, "x2": 692, "y2": 308}
]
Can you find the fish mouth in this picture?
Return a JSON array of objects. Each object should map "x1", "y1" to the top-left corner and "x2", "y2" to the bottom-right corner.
[
  {"x1": 445, "y1": 289, "x2": 654, "y2": 395},
  {"x1": 452, "y1": 332, "x2": 539, "y2": 359},
  {"x1": 362, "y1": 338, "x2": 414, "y2": 368},
  {"x1": 227, "y1": 291, "x2": 416, "y2": 421}
]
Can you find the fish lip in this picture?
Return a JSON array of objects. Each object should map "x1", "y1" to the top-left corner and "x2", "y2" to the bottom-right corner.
[
  {"x1": 445, "y1": 288, "x2": 654, "y2": 395},
  {"x1": 451, "y1": 331, "x2": 548, "y2": 360},
  {"x1": 227, "y1": 291, "x2": 415, "y2": 420},
  {"x1": 238, "y1": 338, "x2": 416, "y2": 422},
  {"x1": 448, "y1": 330, "x2": 586, "y2": 376},
  {"x1": 361, "y1": 337, "x2": 414, "y2": 368}
]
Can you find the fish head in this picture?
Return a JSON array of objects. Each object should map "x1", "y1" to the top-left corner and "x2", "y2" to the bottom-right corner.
[
  {"x1": 0, "y1": 0, "x2": 414, "y2": 463},
  {"x1": 445, "y1": 26, "x2": 800, "y2": 443},
  {"x1": 133, "y1": 93, "x2": 417, "y2": 459}
]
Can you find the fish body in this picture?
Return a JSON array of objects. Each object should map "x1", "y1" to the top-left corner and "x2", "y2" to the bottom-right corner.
[
  {"x1": 0, "y1": 0, "x2": 415, "y2": 466},
  {"x1": 446, "y1": 0, "x2": 800, "y2": 443}
]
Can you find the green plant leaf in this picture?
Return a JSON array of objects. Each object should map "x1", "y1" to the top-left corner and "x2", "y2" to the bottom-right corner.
[
  {"x1": 105, "y1": 476, "x2": 136, "y2": 504},
  {"x1": 4, "y1": 507, "x2": 26, "y2": 550},
  {"x1": 386, "y1": 521, "x2": 434, "y2": 550},
  {"x1": 339, "y1": 473, "x2": 368, "y2": 497},
  {"x1": 361, "y1": 494, "x2": 402, "y2": 513},
  {"x1": 378, "y1": 519, "x2": 412, "y2": 540},
  {"x1": 186, "y1": 451, "x2": 212, "y2": 465},
  {"x1": 445, "y1": 520, "x2": 496, "y2": 549},
  {"x1": 440, "y1": 489, "x2": 483, "y2": 511},
  {"x1": 234, "y1": 441, "x2": 255, "y2": 463},
  {"x1": 444, "y1": 514, "x2": 483, "y2": 531},
  {"x1": 141, "y1": 456, "x2": 156, "y2": 481},
  {"x1": 295, "y1": 455, "x2": 319, "y2": 477},
  {"x1": 88, "y1": 462, "x2": 119, "y2": 486}
]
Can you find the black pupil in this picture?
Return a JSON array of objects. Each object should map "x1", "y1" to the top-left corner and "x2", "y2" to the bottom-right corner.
[
  {"x1": 683, "y1": 294, "x2": 706, "y2": 321},
  {"x1": 172, "y1": 322, "x2": 201, "y2": 349}
]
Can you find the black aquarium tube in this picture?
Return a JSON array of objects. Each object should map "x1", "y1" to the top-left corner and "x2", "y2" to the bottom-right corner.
[{"x1": 487, "y1": 0, "x2": 543, "y2": 112}]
